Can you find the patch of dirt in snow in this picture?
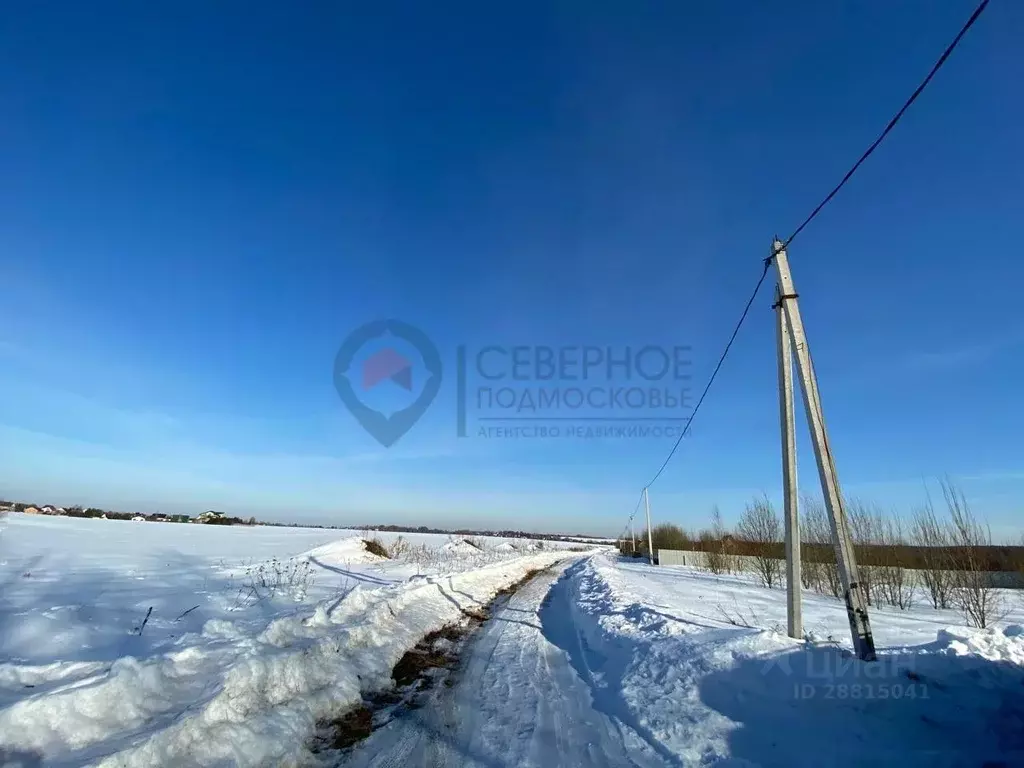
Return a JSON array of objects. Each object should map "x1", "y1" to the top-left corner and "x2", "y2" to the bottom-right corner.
[
  {"x1": 318, "y1": 706, "x2": 376, "y2": 751},
  {"x1": 391, "y1": 623, "x2": 475, "y2": 689},
  {"x1": 493, "y1": 567, "x2": 543, "y2": 599}
]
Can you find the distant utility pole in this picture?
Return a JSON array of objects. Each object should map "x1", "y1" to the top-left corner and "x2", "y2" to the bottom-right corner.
[
  {"x1": 643, "y1": 487, "x2": 654, "y2": 565},
  {"x1": 771, "y1": 239, "x2": 876, "y2": 662},
  {"x1": 775, "y1": 285, "x2": 801, "y2": 640}
]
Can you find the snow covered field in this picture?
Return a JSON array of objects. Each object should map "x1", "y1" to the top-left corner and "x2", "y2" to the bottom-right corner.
[
  {"x1": 565, "y1": 557, "x2": 1024, "y2": 767},
  {"x1": 0, "y1": 514, "x2": 582, "y2": 766},
  {"x1": 2, "y1": 514, "x2": 1022, "y2": 767}
]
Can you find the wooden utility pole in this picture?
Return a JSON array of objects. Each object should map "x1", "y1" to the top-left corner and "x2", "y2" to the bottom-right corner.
[
  {"x1": 772, "y1": 239, "x2": 876, "y2": 661},
  {"x1": 775, "y1": 284, "x2": 801, "y2": 640},
  {"x1": 643, "y1": 487, "x2": 654, "y2": 565}
]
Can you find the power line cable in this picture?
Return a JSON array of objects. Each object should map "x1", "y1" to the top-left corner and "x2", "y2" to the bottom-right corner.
[
  {"x1": 616, "y1": 490, "x2": 646, "y2": 545},
  {"x1": 783, "y1": 0, "x2": 989, "y2": 250},
  {"x1": 626, "y1": 0, "x2": 989, "y2": 514},
  {"x1": 641, "y1": 262, "x2": 772, "y2": 490}
]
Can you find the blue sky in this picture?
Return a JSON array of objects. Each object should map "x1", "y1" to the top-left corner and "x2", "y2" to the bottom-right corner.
[{"x1": 1, "y1": 2, "x2": 1021, "y2": 537}]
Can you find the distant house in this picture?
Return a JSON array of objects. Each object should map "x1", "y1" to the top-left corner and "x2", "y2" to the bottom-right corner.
[
  {"x1": 153, "y1": 515, "x2": 169, "y2": 523},
  {"x1": 23, "y1": 506, "x2": 41, "y2": 515},
  {"x1": 195, "y1": 510, "x2": 226, "y2": 524},
  {"x1": 40, "y1": 505, "x2": 56, "y2": 515},
  {"x1": 54, "y1": 507, "x2": 67, "y2": 516},
  {"x1": 131, "y1": 515, "x2": 146, "y2": 522}
]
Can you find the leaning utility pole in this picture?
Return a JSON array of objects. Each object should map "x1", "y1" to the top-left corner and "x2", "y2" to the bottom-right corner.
[
  {"x1": 643, "y1": 487, "x2": 654, "y2": 565},
  {"x1": 772, "y1": 239, "x2": 876, "y2": 661},
  {"x1": 775, "y1": 285, "x2": 801, "y2": 640}
]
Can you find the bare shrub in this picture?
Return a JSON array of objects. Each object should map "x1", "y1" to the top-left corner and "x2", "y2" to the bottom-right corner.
[
  {"x1": 655, "y1": 522, "x2": 692, "y2": 551},
  {"x1": 701, "y1": 529, "x2": 726, "y2": 574},
  {"x1": 944, "y1": 481, "x2": 1006, "y2": 628},
  {"x1": 364, "y1": 537, "x2": 390, "y2": 559},
  {"x1": 737, "y1": 496, "x2": 782, "y2": 589},
  {"x1": 637, "y1": 523, "x2": 691, "y2": 561},
  {"x1": 387, "y1": 535, "x2": 411, "y2": 559},
  {"x1": 714, "y1": 594, "x2": 784, "y2": 634},
  {"x1": 237, "y1": 557, "x2": 316, "y2": 606},
  {"x1": 910, "y1": 497, "x2": 954, "y2": 609},
  {"x1": 716, "y1": 595, "x2": 761, "y2": 628}
]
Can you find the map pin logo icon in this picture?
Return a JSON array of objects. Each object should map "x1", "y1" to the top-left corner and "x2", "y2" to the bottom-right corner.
[{"x1": 333, "y1": 320, "x2": 442, "y2": 447}]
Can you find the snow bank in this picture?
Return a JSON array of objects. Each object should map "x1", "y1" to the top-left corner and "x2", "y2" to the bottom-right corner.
[
  {"x1": 0, "y1": 549, "x2": 570, "y2": 767},
  {"x1": 439, "y1": 537, "x2": 483, "y2": 556},
  {"x1": 301, "y1": 535, "x2": 384, "y2": 565},
  {"x1": 935, "y1": 624, "x2": 1024, "y2": 664},
  {"x1": 0, "y1": 516, "x2": 580, "y2": 767},
  {"x1": 559, "y1": 554, "x2": 1024, "y2": 767}
]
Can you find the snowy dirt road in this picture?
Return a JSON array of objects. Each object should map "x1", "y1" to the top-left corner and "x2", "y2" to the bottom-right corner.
[
  {"x1": 340, "y1": 553, "x2": 1024, "y2": 768},
  {"x1": 340, "y1": 561, "x2": 668, "y2": 768}
]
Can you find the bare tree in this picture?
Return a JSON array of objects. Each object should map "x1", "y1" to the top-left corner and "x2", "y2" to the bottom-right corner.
[
  {"x1": 701, "y1": 529, "x2": 726, "y2": 574},
  {"x1": 652, "y1": 523, "x2": 692, "y2": 551},
  {"x1": 711, "y1": 506, "x2": 729, "y2": 571},
  {"x1": 944, "y1": 481, "x2": 1006, "y2": 628},
  {"x1": 846, "y1": 497, "x2": 885, "y2": 607},
  {"x1": 909, "y1": 497, "x2": 954, "y2": 609},
  {"x1": 702, "y1": 506, "x2": 731, "y2": 575},
  {"x1": 799, "y1": 495, "x2": 821, "y2": 592},
  {"x1": 802, "y1": 496, "x2": 841, "y2": 597},
  {"x1": 737, "y1": 496, "x2": 782, "y2": 589},
  {"x1": 636, "y1": 523, "x2": 691, "y2": 561},
  {"x1": 715, "y1": 506, "x2": 742, "y2": 574},
  {"x1": 875, "y1": 513, "x2": 916, "y2": 610}
]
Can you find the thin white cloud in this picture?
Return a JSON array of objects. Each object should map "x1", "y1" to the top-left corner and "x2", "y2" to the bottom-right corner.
[{"x1": 901, "y1": 330, "x2": 1024, "y2": 373}]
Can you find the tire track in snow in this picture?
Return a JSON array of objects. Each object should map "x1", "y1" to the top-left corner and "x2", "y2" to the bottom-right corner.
[
  {"x1": 538, "y1": 560, "x2": 685, "y2": 767},
  {"x1": 338, "y1": 558, "x2": 668, "y2": 768}
]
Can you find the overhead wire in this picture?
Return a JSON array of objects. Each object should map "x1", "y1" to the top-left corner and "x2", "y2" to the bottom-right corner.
[{"x1": 621, "y1": 0, "x2": 990, "y2": 532}]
